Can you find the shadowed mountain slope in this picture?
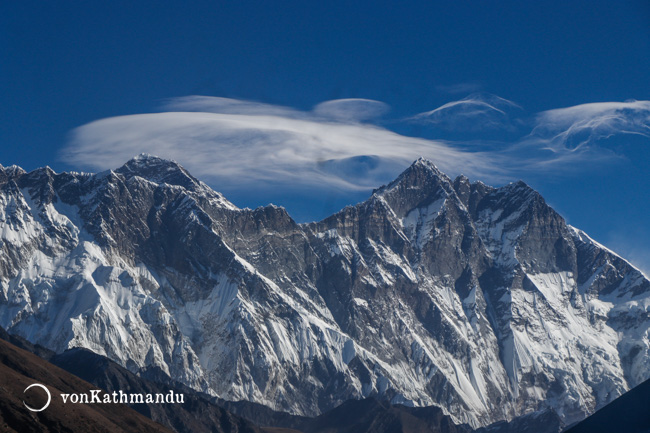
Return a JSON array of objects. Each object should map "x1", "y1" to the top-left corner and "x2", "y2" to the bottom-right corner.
[{"x1": 0, "y1": 336, "x2": 173, "y2": 433}]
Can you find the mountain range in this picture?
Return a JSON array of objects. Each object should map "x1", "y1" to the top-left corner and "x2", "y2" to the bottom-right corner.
[{"x1": 0, "y1": 155, "x2": 648, "y2": 429}]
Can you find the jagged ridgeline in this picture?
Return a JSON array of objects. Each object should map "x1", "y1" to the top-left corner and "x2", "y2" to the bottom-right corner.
[{"x1": 0, "y1": 155, "x2": 648, "y2": 428}]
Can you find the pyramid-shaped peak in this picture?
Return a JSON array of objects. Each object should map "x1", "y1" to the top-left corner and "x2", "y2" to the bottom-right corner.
[
  {"x1": 373, "y1": 159, "x2": 456, "y2": 218},
  {"x1": 474, "y1": 179, "x2": 548, "y2": 223},
  {"x1": 27, "y1": 165, "x2": 56, "y2": 175},
  {"x1": 120, "y1": 153, "x2": 181, "y2": 170},
  {"x1": 0, "y1": 164, "x2": 27, "y2": 178},
  {"x1": 412, "y1": 157, "x2": 444, "y2": 173},
  {"x1": 116, "y1": 154, "x2": 200, "y2": 190},
  {"x1": 501, "y1": 179, "x2": 537, "y2": 197},
  {"x1": 376, "y1": 158, "x2": 450, "y2": 194},
  {"x1": 21, "y1": 166, "x2": 56, "y2": 185}
]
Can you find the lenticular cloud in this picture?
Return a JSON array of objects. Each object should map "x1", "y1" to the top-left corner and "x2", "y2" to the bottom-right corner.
[
  {"x1": 63, "y1": 97, "x2": 504, "y2": 192},
  {"x1": 62, "y1": 95, "x2": 650, "y2": 195}
]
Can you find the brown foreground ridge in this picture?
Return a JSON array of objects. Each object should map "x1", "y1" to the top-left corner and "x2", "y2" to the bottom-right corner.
[{"x1": 0, "y1": 336, "x2": 173, "y2": 433}]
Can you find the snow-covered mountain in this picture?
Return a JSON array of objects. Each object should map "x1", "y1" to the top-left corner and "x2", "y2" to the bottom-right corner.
[{"x1": 0, "y1": 155, "x2": 648, "y2": 428}]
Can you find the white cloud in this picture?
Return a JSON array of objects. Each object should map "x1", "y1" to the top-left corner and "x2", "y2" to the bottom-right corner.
[
  {"x1": 62, "y1": 102, "x2": 506, "y2": 194},
  {"x1": 435, "y1": 82, "x2": 483, "y2": 95},
  {"x1": 312, "y1": 98, "x2": 389, "y2": 122},
  {"x1": 532, "y1": 100, "x2": 650, "y2": 149},
  {"x1": 409, "y1": 93, "x2": 524, "y2": 134},
  {"x1": 62, "y1": 96, "x2": 650, "y2": 196},
  {"x1": 164, "y1": 96, "x2": 390, "y2": 123},
  {"x1": 162, "y1": 95, "x2": 306, "y2": 118}
]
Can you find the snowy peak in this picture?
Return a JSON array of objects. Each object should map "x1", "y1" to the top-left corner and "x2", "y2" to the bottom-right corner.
[
  {"x1": 1, "y1": 156, "x2": 649, "y2": 430},
  {"x1": 377, "y1": 158, "x2": 450, "y2": 193},
  {"x1": 116, "y1": 154, "x2": 202, "y2": 191},
  {"x1": 474, "y1": 180, "x2": 539, "y2": 216},
  {"x1": 0, "y1": 165, "x2": 26, "y2": 183},
  {"x1": 374, "y1": 158, "x2": 457, "y2": 219},
  {"x1": 113, "y1": 155, "x2": 238, "y2": 211}
]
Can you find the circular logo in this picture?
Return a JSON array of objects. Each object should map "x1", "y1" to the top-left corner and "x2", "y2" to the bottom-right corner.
[{"x1": 23, "y1": 383, "x2": 51, "y2": 412}]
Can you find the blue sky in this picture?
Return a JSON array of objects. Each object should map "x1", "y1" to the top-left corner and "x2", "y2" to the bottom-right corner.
[{"x1": 1, "y1": 1, "x2": 649, "y2": 273}]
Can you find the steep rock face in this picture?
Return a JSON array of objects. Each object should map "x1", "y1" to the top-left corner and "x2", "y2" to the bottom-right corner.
[{"x1": 0, "y1": 155, "x2": 648, "y2": 428}]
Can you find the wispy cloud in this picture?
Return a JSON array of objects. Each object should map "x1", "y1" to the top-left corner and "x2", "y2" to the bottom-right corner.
[
  {"x1": 312, "y1": 99, "x2": 390, "y2": 122},
  {"x1": 409, "y1": 93, "x2": 525, "y2": 136},
  {"x1": 435, "y1": 82, "x2": 483, "y2": 95},
  {"x1": 532, "y1": 100, "x2": 650, "y2": 149},
  {"x1": 162, "y1": 95, "x2": 305, "y2": 118}
]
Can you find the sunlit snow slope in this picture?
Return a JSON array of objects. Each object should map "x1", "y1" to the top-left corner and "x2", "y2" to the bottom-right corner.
[{"x1": 0, "y1": 156, "x2": 648, "y2": 428}]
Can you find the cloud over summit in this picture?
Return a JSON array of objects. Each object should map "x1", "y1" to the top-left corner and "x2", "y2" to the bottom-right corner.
[
  {"x1": 63, "y1": 95, "x2": 650, "y2": 196},
  {"x1": 63, "y1": 97, "x2": 503, "y2": 194},
  {"x1": 59, "y1": 94, "x2": 650, "y2": 272}
]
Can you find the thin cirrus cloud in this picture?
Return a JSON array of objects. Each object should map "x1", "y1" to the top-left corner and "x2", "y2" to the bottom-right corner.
[
  {"x1": 62, "y1": 95, "x2": 649, "y2": 196},
  {"x1": 312, "y1": 99, "x2": 390, "y2": 122},
  {"x1": 435, "y1": 82, "x2": 483, "y2": 95},
  {"x1": 408, "y1": 92, "x2": 525, "y2": 135},
  {"x1": 531, "y1": 100, "x2": 650, "y2": 149}
]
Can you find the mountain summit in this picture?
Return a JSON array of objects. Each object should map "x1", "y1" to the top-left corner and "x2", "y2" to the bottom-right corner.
[{"x1": 0, "y1": 157, "x2": 648, "y2": 428}]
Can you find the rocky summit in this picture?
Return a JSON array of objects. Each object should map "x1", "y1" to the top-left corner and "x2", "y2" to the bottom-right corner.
[{"x1": 0, "y1": 155, "x2": 648, "y2": 428}]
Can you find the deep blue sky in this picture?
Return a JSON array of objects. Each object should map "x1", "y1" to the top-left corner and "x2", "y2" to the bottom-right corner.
[{"x1": 1, "y1": 1, "x2": 649, "y2": 272}]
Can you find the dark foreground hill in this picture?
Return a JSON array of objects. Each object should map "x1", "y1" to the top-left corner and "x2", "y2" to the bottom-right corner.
[
  {"x1": 0, "y1": 336, "x2": 173, "y2": 433},
  {"x1": 1, "y1": 325, "x2": 564, "y2": 433},
  {"x1": 50, "y1": 347, "x2": 263, "y2": 433}
]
